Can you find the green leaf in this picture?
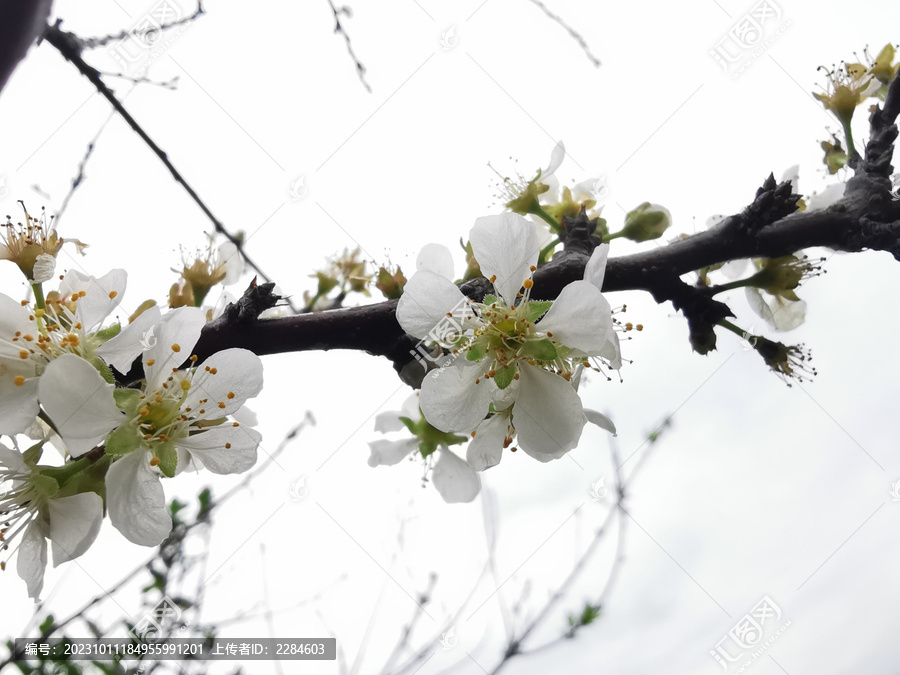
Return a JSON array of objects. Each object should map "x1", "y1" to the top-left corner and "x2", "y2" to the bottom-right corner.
[
  {"x1": 156, "y1": 442, "x2": 178, "y2": 478},
  {"x1": 522, "y1": 339, "x2": 558, "y2": 361},
  {"x1": 466, "y1": 342, "x2": 487, "y2": 361},
  {"x1": 527, "y1": 301, "x2": 553, "y2": 322},
  {"x1": 105, "y1": 424, "x2": 141, "y2": 456},
  {"x1": 39, "y1": 615, "x2": 55, "y2": 634},
  {"x1": 89, "y1": 356, "x2": 116, "y2": 384},
  {"x1": 93, "y1": 323, "x2": 121, "y2": 342},
  {"x1": 493, "y1": 364, "x2": 516, "y2": 389},
  {"x1": 113, "y1": 388, "x2": 141, "y2": 414},
  {"x1": 198, "y1": 488, "x2": 212, "y2": 514},
  {"x1": 22, "y1": 441, "x2": 44, "y2": 466},
  {"x1": 482, "y1": 294, "x2": 499, "y2": 306}
]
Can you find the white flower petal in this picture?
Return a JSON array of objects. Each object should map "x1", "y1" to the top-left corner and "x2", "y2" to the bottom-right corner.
[
  {"x1": 217, "y1": 241, "x2": 244, "y2": 286},
  {"x1": 584, "y1": 409, "x2": 616, "y2": 435},
  {"x1": 48, "y1": 492, "x2": 103, "y2": 565},
  {"x1": 17, "y1": 520, "x2": 48, "y2": 601},
  {"x1": 58, "y1": 269, "x2": 127, "y2": 331},
  {"x1": 0, "y1": 373, "x2": 39, "y2": 436},
  {"x1": 432, "y1": 449, "x2": 480, "y2": 503},
  {"x1": 466, "y1": 414, "x2": 507, "y2": 471},
  {"x1": 177, "y1": 425, "x2": 261, "y2": 474},
  {"x1": 544, "y1": 141, "x2": 565, "y2": 178},
  {"x1": 572, "y1": 177, "x2": 603, "y2": 202},
  {"x1": 0, "y1": 292, "x2": 35, "y2": 336},
  {"x1": 416, "y1": 243, "x2": 455, "y2": 280},
  {"x1": 39, "y1": 354, "x2": 123, "y2": 458},
  {"x1": 231, "y1": 404, "x2": 259, "y2": 427},
  {"x1": 538, "y1": 281, "x2": 615, "y2": 354},
  {"x1": 143, "y1": 307, "x2": 206, "y2": 388},
  {"x1": 420, "y1": 363, "x2": 494, "y2": 433},
  {"x1": 745, "y1": 288, "x2": 807, "y2": 331},
  {"x1": 780, "y1": 165, "x2": 800, "y2": 194},
  {"x1": 540, "y1": 174, "x2": 561, "y2": 205},
  {"x1": 600, "y1": 332, "x2": 622, "y2": 370},
  {"x1": 583, "y1": 244, "x2": 609, "y2": 290},
  {"x1": 0, "y1": 443, "x2": 26, "y2": 472},
  {"x1": 470, "y1": 213, "x2": 540, "y2": 305},
  {"x1": 106, "y1": 451, "x2": 172, "y2": 546},
  {"x1": 368, "y1": 438, "x2": 418, "y2": 467},
  {"x1": 96, "y1": 304, "x2": 162, "y2": 374},
  {"x1": 374, "y1": 411, "x2": 406, "y2": 433},
  {"x1": 30, "y1": 253, "x2": 56, "y2": 284},
  {"x1": 397, "y1": 271, "x2": 469, "y2": 340},
  {"x1": 184, "y1": 348, "x2": 263, "y2": 419},
  {"x1": 512, "y1": 365, "x2": 585, "y2": 462},
  {"x1": 720, "y1": 258, "x2": 750, "y2": 280},
  {"x1": 399, "y1": 393, "x2": 421, "y2": 419},
  {"x1": 807, "y1": 183, "x2": 846, "y2": 211}
]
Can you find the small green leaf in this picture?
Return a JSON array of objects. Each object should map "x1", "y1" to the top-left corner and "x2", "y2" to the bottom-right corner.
[
  {"x1": 113, "y1": 388, "x2": 142, "y2": 414},
  {"x1": 527, "y1": 301, "x2": 553, "y2": 322},
  {"x1": 89, "y1": 356, "x2": 116, "y2": 384},
  {"x1": 106, "y1": 424, "x2": 141, "y2": 456},
  {"x1": 522, "y1": 339, "x2": 558, "y2": 361},
  {"x1": 156, "y1": 442, "x2": 178, "y2": 478},
  {"x1": 170, "y1": 499, "x2": 186, "y2": 516},
  {"x1": 93, "y1": 323, "x2": 122, "y2": 342},
  {"x1": 482, "y1": 294, "x2": 499, "y2": 306},
  {"x1": 39, "y1": 615, "x2": 55, "y2": 634},
  {"x1": 493, "y1": 364, "x2": 516, "y2": 389},
  {"x1": 466, "y1": 342, "x2": 487, "y2": 361}
]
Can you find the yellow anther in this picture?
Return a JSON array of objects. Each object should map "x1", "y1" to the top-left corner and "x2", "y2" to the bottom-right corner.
[
  {"x1": 523, "y1": 279, "x2": 533, "y2": 289},
  {"x1": 218, "y1": 402, "x2": 226, "y2": 409},
  {"x1": 18, "y1": 349, "x2": 28, "y2": 359},
  {"x1": 225, "y1": 443, "x2": 232, "y2": 449},
  {"x1": 180, "y1": 380, "x2": 190, "y2": 391},
  {"x1": 171, "y1": 343, "x2": 181, "y2": 352},
  {"x1": 108, "y1": 291, "x2": 117, "y2": 299},
  {"x1": 147, "y1": 358, "x2": 155, "y2": 366},
  {"x1": 149, "y1": 457, "x2": 161, "y2": 467},
  {"x1": 227, "y1": 392, "x2": 235, "y2": 399},
  {"x1": 14, "y1": 376, "x2": 25, "y2": 386}
]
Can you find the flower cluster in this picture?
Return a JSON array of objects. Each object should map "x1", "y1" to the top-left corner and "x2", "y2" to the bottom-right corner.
[
  {"x1": 387, "y1": 172, "x2": 620, "y2": 500},
  {"x1": 1, "y1": 228, "x2": 263, "y2": 600}
]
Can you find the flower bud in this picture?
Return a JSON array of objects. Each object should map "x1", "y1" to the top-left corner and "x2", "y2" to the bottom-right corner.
[{"x1": 621, "y1": 203, "x2": 671, "y2": 242}]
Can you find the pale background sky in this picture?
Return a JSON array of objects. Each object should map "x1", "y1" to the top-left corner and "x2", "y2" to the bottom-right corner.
[{"x1": 1, "y1": 0, "x2": 900, "y2": 673}]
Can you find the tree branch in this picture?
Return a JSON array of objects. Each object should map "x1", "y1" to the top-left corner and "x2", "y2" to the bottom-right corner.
[{"x1": 42, "y1": 21, "x2": 300, "y2": 311}]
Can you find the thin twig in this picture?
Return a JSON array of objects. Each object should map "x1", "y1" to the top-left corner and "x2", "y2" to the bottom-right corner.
[
  {"x1": 43, "y1": 23, "x2": 300, "y2": 312},
  {"x1": 485, "y1": 428, "x2": 660, "y2": 675},
  {"x1": 524, "y1": 0, "x2": 601, "y2": 67},
  {"x1": 55, "y1": 87, "x2": 138, "y2": 226},
  {"x1": 326, "y1": 1, "x2": 372, "y2": 92},
  {"x1": 77, "y1": 3, "x2": 205, "y2": 49},
  {"x1": 0, "y1": 415, "x2": 314, "y2": 670}
]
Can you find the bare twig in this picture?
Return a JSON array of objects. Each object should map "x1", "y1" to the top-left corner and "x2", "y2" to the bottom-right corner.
[
  {"x1": 524, "y1": 0, "x2": 601, "y2": 67},
  {"x1": 77, "y1": 2, "x2": 206, "y2": 49},
  {"x1": 43, "y1": 22, "x2": 300, "y2": 312},
  {"x1": 326, "y1": 1, "x2": 372, "y2": 93}
]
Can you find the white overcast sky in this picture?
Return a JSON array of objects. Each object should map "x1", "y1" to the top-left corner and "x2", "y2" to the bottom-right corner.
[{"x1": 2, "y1": 0, "x2": 900, "y2": 673}]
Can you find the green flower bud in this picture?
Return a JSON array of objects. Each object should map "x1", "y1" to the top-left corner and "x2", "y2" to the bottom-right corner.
[
  {"x1": 375, "y1": 266, "x2": 406, "y2": 300},
  {"x1": 621, "y1": 203, "x2": 672, "y2": 242}
]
